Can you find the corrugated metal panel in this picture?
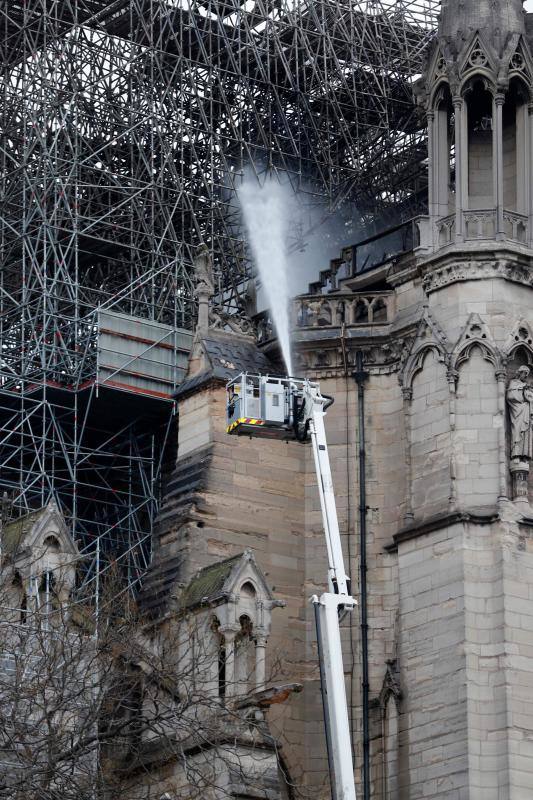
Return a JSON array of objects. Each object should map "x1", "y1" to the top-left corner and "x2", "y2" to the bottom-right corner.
[{"x1": 97, "y1": 310, "x2": 192, "y2": 399}]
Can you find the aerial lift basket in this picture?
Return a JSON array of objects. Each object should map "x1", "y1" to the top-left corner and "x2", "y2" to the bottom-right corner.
[{"x1": 226, "y1": 373, "x2": 319, "y2": 441}]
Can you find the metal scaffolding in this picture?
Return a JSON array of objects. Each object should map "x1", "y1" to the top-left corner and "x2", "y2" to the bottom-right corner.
[{"x1": 0, "y1": 0, "x2": 439, "y2": 596}]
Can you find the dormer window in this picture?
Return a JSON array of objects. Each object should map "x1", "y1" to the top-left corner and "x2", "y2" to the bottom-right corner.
[
  {"x1": 180, "y1": 550, "x2": 280, "y2": 701},
  {"x1": 0, "y1": 504, "x2": 78, "y2": 625}
]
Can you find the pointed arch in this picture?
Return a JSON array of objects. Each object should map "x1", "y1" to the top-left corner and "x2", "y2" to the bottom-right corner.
[
  {"x1": 399, "y1": 310, "x2": 449, "y2": 394},
  {"x1": 429, "y1": 76, "x2": 451, "y2": 109},
  {"x1": 379, "y1": 660, "x2": 402, "y2": 800},
  {"x1": 508, "y1": 37, "x2": 533, "y2": 94},
  {"x1": 450, "y1": 313, "x2": 502, "y2": 381},
  {"x1": 403, "y1": 343, "x2": 447, "y2": 394},
  {"x1": 504, "y1": 319, "x2": 533, "y2": 363},
  {"x1": 458, "y1": 33, "x2": 498, "y2": 93}
]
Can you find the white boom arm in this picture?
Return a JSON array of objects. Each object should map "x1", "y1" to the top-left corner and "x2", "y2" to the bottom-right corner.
[{"x1": 304, "y1": 385, "x2": 357, "y2": 800}]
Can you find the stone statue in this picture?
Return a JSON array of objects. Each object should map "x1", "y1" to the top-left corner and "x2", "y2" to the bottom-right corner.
[
  {"x1": 194, "y1": 243, "x2": 214, "y2": 293},
  {"x1": 193, "y1": 244, "x2": 214, "y2": 333},
  {"x1": 193, "y1": 246, "x2": 255, "y2": 337},
  {"x1": 507, "y1": 366, "x2": 533, "y2": 460}
]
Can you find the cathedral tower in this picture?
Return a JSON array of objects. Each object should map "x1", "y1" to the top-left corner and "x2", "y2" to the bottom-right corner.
[
  {"x1": 293, "y1": 0, "x2": 533, "y2": 796},
  {"x1": 392, "y1": 2, "x2": 533, "y2": 795}
]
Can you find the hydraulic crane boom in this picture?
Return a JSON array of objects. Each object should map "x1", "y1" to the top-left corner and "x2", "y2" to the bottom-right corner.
[{"x1": 226, "y1": 374, "x2": 357, "y2": 800}]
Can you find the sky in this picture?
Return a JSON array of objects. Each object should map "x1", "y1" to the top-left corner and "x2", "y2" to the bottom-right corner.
[{"x1": 526, "y1": 1, "x2": 533, "y2": 9}]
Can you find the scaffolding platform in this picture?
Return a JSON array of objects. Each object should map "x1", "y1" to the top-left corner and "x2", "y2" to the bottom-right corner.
[{"x1": 97, "y1": 310, "x2": 192, "y2": 400}]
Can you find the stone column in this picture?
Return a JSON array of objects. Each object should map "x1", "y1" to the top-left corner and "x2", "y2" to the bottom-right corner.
[
  {"x1": 453, "y1": 96, "x2": 465, "y2": 242},
  {"x1": 516, "y1": 101, "x2": 528, "y2": 215},
  {"x1": 496, "y1": 370, "x2": 508, "y2": 502},
  {"x1": 255, "y1": 634, "x2": 268, "y2": 691},
  {"x1": 193, "y1": 244, "x2": 214, "y2": 335},
  {"x1": 435, "y1": 104, "x2": 451, "y2": 219},
  {"x1": 494, "y1": 93, "x2": 505, "y2": 240},
  {"x1": 196, "y1": 288, "x2": 210, "y2": 333},
  {"x1": 447, "y1": 369, "x2": 457, "y2": 511},
  {"x1": 460, "y1": 96, "x2": 469, "y2": 213},
  {"x1": 221, "y1": 627, "x2": 239, "y2": 699},
  {"x1": 26, "y1": 573, "x2": 40, "y2": 615},
  {"x1": 526, "y1": 103, "x2": 533, "y2": 247},
  {"x1": 427, "y1": 109, "x2": 435, "y2": 219},
  {"x1": 402, "y1": 387, "x2": 414, "y2": 524}
]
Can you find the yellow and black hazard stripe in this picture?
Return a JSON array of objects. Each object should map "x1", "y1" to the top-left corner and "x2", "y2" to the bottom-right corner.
[{"x1": 226, "y1": 417, "x2": 265, "y2": 434}]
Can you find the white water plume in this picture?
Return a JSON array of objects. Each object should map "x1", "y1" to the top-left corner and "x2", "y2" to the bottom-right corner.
[{"x1": 238, "y1": 175, "x2": 294, "y2": 376}]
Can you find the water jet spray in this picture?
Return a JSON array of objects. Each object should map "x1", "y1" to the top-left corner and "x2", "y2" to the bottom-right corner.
[{"x1": 238, "y1": 175, "x2": 293, "y2": 376}]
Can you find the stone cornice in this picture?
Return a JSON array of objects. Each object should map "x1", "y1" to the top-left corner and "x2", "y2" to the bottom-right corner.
[
  {"x1": 385, "y1": 508, "x2": 500, "y2": 552},
  {"x1": 385, "y1": 242, "x2": 533, "y2": 291},
  {"x1": 422, "y1": 256, "x2": 533, "y2": 294}
]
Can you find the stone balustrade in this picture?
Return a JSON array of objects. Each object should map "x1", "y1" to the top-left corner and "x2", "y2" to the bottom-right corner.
[
  {"x1": 435, "y1": 213, "x2": 456, "y2": 247},
  {"x1": 503, "y1": 210, "x2": 528, "y2": 244},
  {"x1": 254, "y1": 293, "x2": 394, "y2": 344},
  {"x1": 463, "y1": 208, "x2": 496, "y2": 240},
  {"x1": 435, "y1": 208, "x2": 528, "y2": 248},
  {"x1": 294, "y1": 292, "x2": 393, "y2": 329}
]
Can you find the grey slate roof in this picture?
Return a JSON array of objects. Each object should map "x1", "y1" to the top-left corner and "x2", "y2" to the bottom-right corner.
[
  {"x1": 175, "y1": 330, "x2": 279, "y2": 399},
  {"x1": 138, "y1": 550, "x2": 250, "y2": 618},
  {"x1": 1, "y1": 508, "x2": 48, "y2": 557},
  {"x1": 202, "y1": 331, "x2": 275, "y2": 376}
]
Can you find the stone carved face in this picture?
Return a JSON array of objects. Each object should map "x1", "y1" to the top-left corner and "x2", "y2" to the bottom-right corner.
[{"x1": 517, "y1": 366, "x2": 531, "y2": 381}]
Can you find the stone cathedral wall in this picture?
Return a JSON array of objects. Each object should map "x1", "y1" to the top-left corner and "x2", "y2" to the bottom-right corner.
[
  {"x1": 164, "y1": 370, "x2": 407, "y2": 797},
  {"x1": 170, "y1": 385, "x2": 328, "y2": 792},
  {"x1": 153, "y1": 242, "x2": 533, "y2": 799}
]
